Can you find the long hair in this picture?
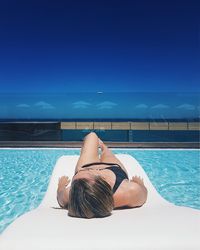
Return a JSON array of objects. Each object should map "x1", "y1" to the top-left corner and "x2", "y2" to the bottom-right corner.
[{"x1": 68, "y1": 176, "x2": 114, "y2": 218}]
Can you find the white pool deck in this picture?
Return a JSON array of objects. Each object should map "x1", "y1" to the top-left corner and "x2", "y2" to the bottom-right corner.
[{"x1": 0, "y1": 154, "x2": 199, "y2": 250}]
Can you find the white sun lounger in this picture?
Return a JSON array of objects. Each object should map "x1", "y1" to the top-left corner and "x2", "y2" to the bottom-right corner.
[{"x1": 0, "y1": 154, "x2": 199, "y2": 250}]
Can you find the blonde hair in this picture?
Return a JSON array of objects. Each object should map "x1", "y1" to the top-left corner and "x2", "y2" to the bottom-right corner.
[{"x1": 68, "y1": 176, "x2": 114, "y2": 218}]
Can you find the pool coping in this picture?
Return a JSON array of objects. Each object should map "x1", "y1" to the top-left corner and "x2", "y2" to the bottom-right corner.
[{"x1": 0, "y1": 141, "x2": 199, "y2": 148}]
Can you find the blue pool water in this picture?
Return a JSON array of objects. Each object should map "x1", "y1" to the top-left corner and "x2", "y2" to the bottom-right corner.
[{"x1": 0, "y1": 149, "x2": 199, "y2": 233}]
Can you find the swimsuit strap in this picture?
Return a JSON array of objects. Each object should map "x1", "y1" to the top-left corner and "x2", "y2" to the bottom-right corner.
[
  {"x1": 105, "y1": 166, "x2": 129, "y2": 193},
  {"x1": 81, "y1": 162, "x2": 122, "y2": 169},
  {"x1": 80, "y1": 162, "x2": 129, "y2": 193}
]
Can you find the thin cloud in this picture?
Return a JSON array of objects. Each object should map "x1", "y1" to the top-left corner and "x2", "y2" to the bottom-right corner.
[
  {"x1": 34, "y1": 101, "x2": 55, "y2": 109},
  {"x1": 176, "y1": 104, "x2": 195, "y2": 110},
  {"x1": 151, "y1": 104, "x2": 169, "y2": 109},
  {"x1": 96, "y1": 101, "x2": 118, "y2": 110},
  {"x1": 135, "y1": 104, "x2": 148, "y2": 109},
  {"x1": 16, "y1": 104, "x2": 30, "y2": 108},
  {"x1": 72, "y1": 101, "x2": 91, "y2": 109}
]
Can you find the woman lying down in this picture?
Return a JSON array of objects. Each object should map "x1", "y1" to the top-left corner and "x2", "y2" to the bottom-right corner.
[{"x1": 57, "y1": 132, "x2": 147, "y2": 218}]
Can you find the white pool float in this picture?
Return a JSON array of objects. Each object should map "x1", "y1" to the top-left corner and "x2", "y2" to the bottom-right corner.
[{"x1": 0, "y1": 154, "x2": 199, "y2": 250}]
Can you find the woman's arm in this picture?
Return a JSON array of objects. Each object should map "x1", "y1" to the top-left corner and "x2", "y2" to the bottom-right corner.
[
  {"x1": 126, "y1": 181, "x2": 148, "y2": 207},
  {"x1": 57, "y1": 176, "x2": 70, "y2": 208},
  {"x1": 114, "y1": 177, "x2": 148, "y2": 208}
]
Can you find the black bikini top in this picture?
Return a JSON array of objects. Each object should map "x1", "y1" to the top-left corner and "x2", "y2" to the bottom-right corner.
[{"x1": 80, "y1": 162, "x2": 129, "y2": 193}]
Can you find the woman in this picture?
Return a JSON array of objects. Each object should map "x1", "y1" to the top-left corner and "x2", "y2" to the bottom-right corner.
[{"x1": 57, "y1": 132, "x2": 147, "y2": 218}]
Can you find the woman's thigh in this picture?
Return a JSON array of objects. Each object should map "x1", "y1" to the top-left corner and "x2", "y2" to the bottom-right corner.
[
  {"x1": 100, "y1": 148, "x2": 128, "y2": 176},
  {"x1": 75, "y1": 132, "x2": 100, "y2": 173}
]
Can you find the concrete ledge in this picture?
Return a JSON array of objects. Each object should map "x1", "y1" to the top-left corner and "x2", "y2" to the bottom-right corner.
[
  {"x1": 58, "y1": 122, "x2": 200, "y2": 130},
  {"x1": 0, "y1": 141, "x2": 199, "y2": 148},
  {"x1": 188, "y1": 122, "x2": 200, "y2": 130},
  {"x1": 60, "y1": 122, "x2": 76, "y2": 129},
  {"x1": 131, "y1": 122, "x2": 150, "y2": 130},
  {"x1": 93, "y1": 122, "x2": 112, "y2": 130},
  {"x1": 111, "y1": 122, "x2": 131, "y2": 130},
  {"x1": 149, "y1": 122, "x2": 169, "y2": 130},
  {"x1": 169, "y1": 122, "x2": 188, "y2": 130},
  {"x1": 76, "y1": 122, "x2": 94, "y2": 130}
]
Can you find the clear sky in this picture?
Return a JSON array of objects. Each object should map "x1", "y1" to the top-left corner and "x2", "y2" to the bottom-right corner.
[
  {"x1": 0, "y1": 0, "x2": 199, "y2": 120},
  {"x1": 0, "y1": 0, "x2": 199, "y2": 93}
]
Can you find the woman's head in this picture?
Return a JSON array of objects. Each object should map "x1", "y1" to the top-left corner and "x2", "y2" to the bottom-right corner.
[{"x1": 68, "y1": 176, "x2": 114, "y2": 218}]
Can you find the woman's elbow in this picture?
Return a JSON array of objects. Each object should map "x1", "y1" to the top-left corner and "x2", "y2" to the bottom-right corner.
[
  {"x1": 129, "y1": 184, "x2": 148, "y2": 207},
  {"x1": 139, "y1": 185, "x2": 148, "y2": 206}
]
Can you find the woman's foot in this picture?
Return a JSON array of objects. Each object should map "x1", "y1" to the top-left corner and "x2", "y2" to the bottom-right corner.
[
  {"x1": 98, "y1": 138, "x2": 107, "y2": 151},
  {"x1": 98, "y1": 138, "x2": 103, "y2": 148}
]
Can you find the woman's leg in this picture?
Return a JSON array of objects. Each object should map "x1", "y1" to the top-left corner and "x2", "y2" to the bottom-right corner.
[
  {"x1": 75, "y1": 132, "x2": 100, "y2": 173},
  {"x1": 99, "y1": 140, "x2": 128, "y2": 175}
]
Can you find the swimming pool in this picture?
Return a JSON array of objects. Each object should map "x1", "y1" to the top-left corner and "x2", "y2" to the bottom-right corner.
[{"x1": 0, "y1": 148, "x2": 199, "y2": 233}]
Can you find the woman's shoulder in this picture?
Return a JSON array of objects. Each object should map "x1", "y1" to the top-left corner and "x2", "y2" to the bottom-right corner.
[
  {"x1": 113, "y1": 181, "x2": 147, "y2": 208},
  {"x1": 113, "y1": 180, "x2": 132, "y2": 208}
]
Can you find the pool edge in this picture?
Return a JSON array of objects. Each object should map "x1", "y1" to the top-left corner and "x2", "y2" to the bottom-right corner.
[{"x1": 0, "y1": 141, "x2": 199, "y2": 148}]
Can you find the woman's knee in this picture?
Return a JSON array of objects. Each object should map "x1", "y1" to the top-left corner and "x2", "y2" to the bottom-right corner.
[
  {"x1": 83, "y1": 132, "x2": 98, "y2": 146},
  {"x1": 84, "y1": 132, "x2": 98, "y2": 140},
  {"x1": 88, "y1": 132, "x2": 98, "y2": 138}
]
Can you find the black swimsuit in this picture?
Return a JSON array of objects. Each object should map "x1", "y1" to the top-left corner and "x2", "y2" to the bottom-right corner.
[{"x1": 80, "y1": 162, "x2": 129, "y2": 194}]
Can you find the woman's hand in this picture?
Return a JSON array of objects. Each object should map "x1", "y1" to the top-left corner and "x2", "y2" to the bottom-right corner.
[
  {"x1": 57, "y1": 176, "x2": 71, "y2": 208},
  {"x1": 58, "y1": 176, "x2": 70, "y2": 188},
  {"x1": 130, "y1": 175, "x2": 144, "y2": 186}
]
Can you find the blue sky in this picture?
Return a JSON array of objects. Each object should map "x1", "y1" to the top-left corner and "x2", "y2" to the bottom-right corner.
[
  {"x1": 0, "y1": 0, "x2": 199, "y2": 93},
  {"x1": 0, "y1": 0, "x2": 199, "y2": 119}
]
